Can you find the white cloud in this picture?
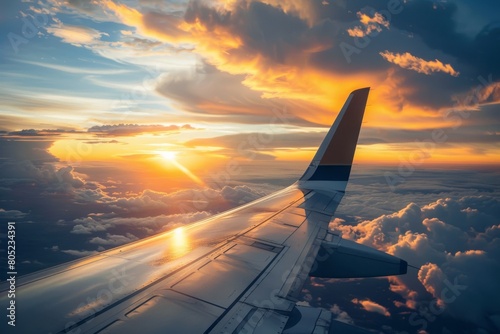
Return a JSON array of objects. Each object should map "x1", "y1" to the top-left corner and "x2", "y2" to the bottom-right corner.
[
  {"x1": 330, "y1": 304, "x2": 354, "y2": 324},
  {"x1": 61, "y1": 249, "x2": 98, "y2": 257},
  {"x1": 89, "y1": 233, "x2": 138, "y2": 246},
  {"x1": 0, "y1": 208, "x2": 28, "y2": 219},
  {"x1": 330, "y1": 194, "x2": 500, "y2": 330}
]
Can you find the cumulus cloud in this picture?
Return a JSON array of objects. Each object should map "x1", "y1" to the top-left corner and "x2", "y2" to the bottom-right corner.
[
  {"x1": 60, "y1": 249, "x2": 99, "y2": 257},
  {"x1": 330, "y1": 194, "x2": 500, "y2": 331},
  {"x1": 0, "y1": 159, "x2": 84, "y2": 192},
  {"x1": 380, "y1": 51, "x2": 460, "y2": 77},
  {"x1": 97, "y1": 185, "x2": 266, "y2": 216},
  {"x1": 0, "y1": 208, "x2": 28, "y2": 220},
  {"x1": 70, "y1": 211, "x2": 211, "y2": 235},
  {"x1": 0, "y1": 140, "x2": 58, "y2": 162},
  {"x1": 330, "y1": 304, "x2": 354, "y2": 324},
  {"x1": 61, "y1": 183, "x2": 268, "y2": 247},
  {"x1": 71, "y1": 217, "x2": 110, "y2": 234},
  {"x1": 89, "y1": 233, "x2": 138, "y2": 246},
  {"x1": 352, "y1": 298, "x2": 391, "y2": 317}
]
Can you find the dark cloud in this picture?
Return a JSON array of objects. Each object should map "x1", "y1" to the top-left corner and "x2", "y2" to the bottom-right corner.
[
  {"x1": 0, "y1": 208, "x2": 28, "y2": 220},
  {"x1": 83, "y1": 139, "x2": 122, "y2": 144},
  {"x1": 60, "y1": 249, "x2": 98, "y2": 257},
  {"x1": 0, "y1": 140, "x2": 58, "y2": 162},
  {"x1": 4, "y1": 128, "x2": 81, "y2": 138},
  {"x1": 389, "y1": 0, "x2": 500, "y2": 77},
  {"x1": 156, "y1": 63, "x2": 317, "y2": 125},
  {"x1": 87, "y1": 123, "x2": 195, "y2": 136},
  {"x1": 185, "y1": 131, "x2": 326, "y2": 153},
  {"x1": 171, "y1": 0, "x2": 499, "y2": 111},
  {"x1": 360, "y1": 103, "x2": 500, "y2": 145},
  {"x1": 88, "y1": 232, "x2": 138, "y2": 246}
]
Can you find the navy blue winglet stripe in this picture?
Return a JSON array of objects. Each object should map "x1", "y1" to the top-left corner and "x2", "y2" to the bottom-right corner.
[{"x1": 307, "y1": 165, "x2": 351, "y2": 181}]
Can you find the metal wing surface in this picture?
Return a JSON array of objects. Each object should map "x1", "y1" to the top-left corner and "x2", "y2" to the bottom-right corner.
[{"x1": 0, "y1": 88, "x2": 408, "y2": 334}]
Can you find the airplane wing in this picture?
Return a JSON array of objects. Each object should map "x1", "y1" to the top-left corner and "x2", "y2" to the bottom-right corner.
[{"x1": 0, "y1": 87, "x2": 407, "y2": 334}]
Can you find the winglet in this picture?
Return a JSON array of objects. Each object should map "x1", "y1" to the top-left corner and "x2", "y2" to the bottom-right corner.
[{"x1": 298, "y1": 88, "x2": 369, "y2": 191}]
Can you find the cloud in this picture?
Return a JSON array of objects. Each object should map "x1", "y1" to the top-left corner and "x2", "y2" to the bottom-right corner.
[
  {"x1": 0, "y1": 140, "x2": 58, "y2": 162},
  {"x1": 87, "y1": 123, "x2": 195, "y2": 136},
  {"x1": 60, "y1": 249, "x2": 99, "y2": 257},
  {"x1": 388, "y1": 0, "x2": 500, "y2": 78},
  {"x1": 452, "y1": 77, "x2": 500, "y2": 109},
  {"x1": 0, "y1": 208, "x2": 28, "y2": 220},
  {"x1": 89, "y1": 233, "x2": 138, "y2": 246},
  {"x1": 15, "y1": 59, "x2": 132, "y2": 75},
  {"x1": 64, "y1": 183, "x2": 267, "y2": 240},
  {"x1": 0, "y1": 158, "x2": 84, "y2": 192},
  {"x1": 46, "y1": 0, "x2": 500, "y2": 134},
  {"x1": 380, "y1": 51, "x2": 460, "y2": 77},
  {"x1": 102, "y1": 184, "x2": 266, "y2": 216},
  {"x1": 184, "y1": 130, "x2": 326, "y2": 160},
  {"x1": 330, "y1": 194, "x2": 500, "y2": 331},
  {"x1": 330, "y1": 304, "x2": 354, "y2": 324},
  {"x1": 47, "y1": 22, "x2": 108, "y2": 46},
  {"x1": 352, "y1": 298, "x2": 391, "y2": 317},
  {"x1": 70, "y1": 217, "x2": 109, "y2": 234},
  {"x1": 101, "y1": 0, "x2": 377, "y2": 125},
  {"x1": 347, "y1": 11, "x2": 390, "y2": 37},
  {"x1": 70, "y1": 211, "x2": 211, "y2": 235},
  {"x1": 4, "y1": 128, "x2": 80, "y2": 138}
]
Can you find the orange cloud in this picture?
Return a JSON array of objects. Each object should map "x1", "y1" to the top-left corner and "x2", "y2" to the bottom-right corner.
[
  {"x1": 47, "y1": 23, "x2": 107, "y2": 45},
  {"x1": 352, "y1": 298, "x2": 391, "y2": 316},
  {"x1": 91, "y1": 0, "x2": 499, "y2": 165},
  {"x1": 99, "y1": 0, "x2": 459, "y2": 131},
  {"x1": 348, "y1": 12, "x2": 390, "y2": 37},
  {"x1": 380, "y1": 51, "x2": 460, "y2": 77}
]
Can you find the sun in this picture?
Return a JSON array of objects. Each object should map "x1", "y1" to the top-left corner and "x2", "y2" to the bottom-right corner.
[
  {"x1": 160, "y1": 151, "x2": 177, "y2": 161},
  {"x1": 157, "y1": 150, "x2": 205, "y2": 186}
]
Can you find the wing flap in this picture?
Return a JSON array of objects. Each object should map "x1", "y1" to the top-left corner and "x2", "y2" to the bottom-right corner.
[{"x1": 309, "y1": 236, "x2": 408, "y2": 278}]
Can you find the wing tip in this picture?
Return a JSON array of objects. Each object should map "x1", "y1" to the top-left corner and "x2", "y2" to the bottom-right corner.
[
  {"x1": 351, "y1": 87, "x2": 370, "y2": 94},
  {"x1": 298, "y1": 87, "x2": 370, "y2": 189}
]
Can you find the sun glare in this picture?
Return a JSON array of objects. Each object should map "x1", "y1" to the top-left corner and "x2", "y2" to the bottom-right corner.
[
  {"x1": 160, "y1": 151, "x2": 177, "y2": 161},
  {"x1": 157, "y1": 150, "x2": 205, "y2": 186}
]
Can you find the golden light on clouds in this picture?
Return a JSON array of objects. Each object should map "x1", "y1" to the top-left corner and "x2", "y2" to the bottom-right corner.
[
  {"x1": 19, "y1": 0, "x2": 496, "y2": 169},
  {"x1": 379, "y1": 51, "x2": 460, "y2": 77},
  {"x1": 348, "y1": 12, "x2": 390, "y2": 37},
  {"x1": 99, "y1": 0, "x2": 460, "y2": 134}
]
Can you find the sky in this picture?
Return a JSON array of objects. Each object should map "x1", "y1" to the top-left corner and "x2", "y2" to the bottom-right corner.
[{"x1": 0, "y1": 0, "x2": 499, "y2": 333}]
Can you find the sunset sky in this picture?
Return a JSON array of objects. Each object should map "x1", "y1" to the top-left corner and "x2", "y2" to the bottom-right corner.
[
  {"x1": 1, "y1": 1, "x2": 499, "y2": 333},
  {"x1": 1, "y1": 0, "x2": 499, "y2": 173}
]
